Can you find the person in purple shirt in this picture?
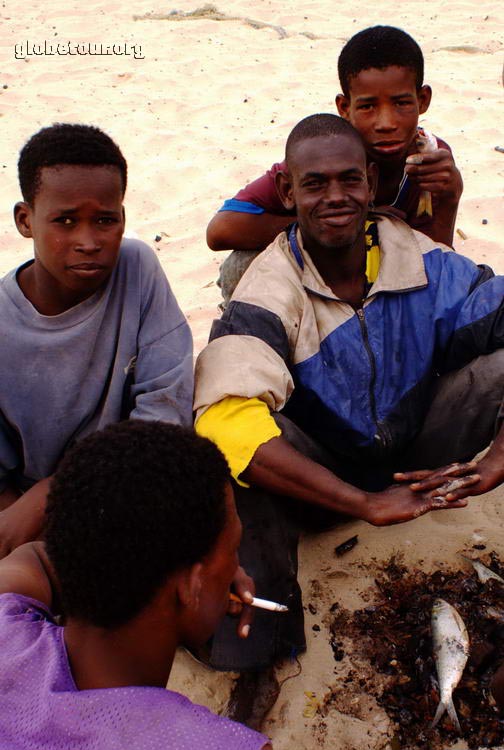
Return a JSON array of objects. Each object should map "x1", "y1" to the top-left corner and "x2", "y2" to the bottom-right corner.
[{"x1": 0, "y1": 420, "x2": 270, "y2": 749}]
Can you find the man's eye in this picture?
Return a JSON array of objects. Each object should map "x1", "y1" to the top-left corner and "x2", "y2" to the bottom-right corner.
[
  {"x1": 396, "y1": 100, "x2": 413, "y2": 107},
  {"x1": 54, "y1": 217, "x2": 74, "y2": 225},
  {"x1": 97, "y1": 217, "x2": 117, "y2": 225},
  {"x1": 357, "y1": 103, "x2": 373, "y2": 111},
  {"x1": 303, "y1": 181, "x2": 321, "y2": 189}
]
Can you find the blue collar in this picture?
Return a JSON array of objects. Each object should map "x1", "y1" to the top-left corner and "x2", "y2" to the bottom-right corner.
[{"x1": 288, "y1": 224, "x2": 304, "y2": 270}]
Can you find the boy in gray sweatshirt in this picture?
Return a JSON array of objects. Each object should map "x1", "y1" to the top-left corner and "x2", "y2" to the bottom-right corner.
[{"x1": 0, "y1": 123, "x2": 193, "y2": 555}]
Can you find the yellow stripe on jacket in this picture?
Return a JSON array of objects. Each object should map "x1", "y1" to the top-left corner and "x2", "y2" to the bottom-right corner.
[{"x1": 196, "y1": 396, "x2": 280, "y2": 486}]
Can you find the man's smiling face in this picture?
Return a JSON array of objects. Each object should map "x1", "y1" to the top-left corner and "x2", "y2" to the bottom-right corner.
[{"x1": 281, "y1": 133, "x2": 376, "y2": 255}]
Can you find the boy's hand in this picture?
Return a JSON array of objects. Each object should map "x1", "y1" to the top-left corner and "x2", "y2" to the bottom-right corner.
[
  {"x1": 405, "y1": 148, "x2": 463, "y2": 203},
  {"x1": 228, "y1": 565, "x2": 255, "y2": 639}
]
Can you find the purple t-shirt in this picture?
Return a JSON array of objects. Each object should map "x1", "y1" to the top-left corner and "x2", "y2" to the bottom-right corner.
[{"x1": 0, "y1": 594, "x2": 267, "y2": 750}]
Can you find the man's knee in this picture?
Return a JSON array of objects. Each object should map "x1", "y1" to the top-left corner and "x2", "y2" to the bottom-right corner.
[
  {"x1": 217, "y1": 250, "x2": 262, "y2": 307},
  {"x1": 449, "y1": 350, "x2": 504, "y2": 430}
]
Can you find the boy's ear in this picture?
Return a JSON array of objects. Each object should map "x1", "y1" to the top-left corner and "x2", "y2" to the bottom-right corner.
[
  {"x1": 275, "y1": 169, "x2": 295, "y2": 211},
  {"x1": 335, "y1": 94, "x2": 351, "y2": 120},
  {"x1": 14, "y1": 202, "x2": 33, "y2": 239},
  {"x1": 176, "y1": 562, "x2": 203, "y2": 611},
  {"x1": 418, "y1": 85, "x2": 432, "y2": 115},
  {"x1": 366, "y1": 162, "x2": 379, "y2": 204}
]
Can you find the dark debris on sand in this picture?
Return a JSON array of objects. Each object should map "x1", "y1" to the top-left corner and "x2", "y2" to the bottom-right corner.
[{"x1": 329, "y1": 554, "x2": 504, "y2": 750}]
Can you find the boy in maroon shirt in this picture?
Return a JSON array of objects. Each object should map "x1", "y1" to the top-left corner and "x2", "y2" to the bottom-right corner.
[{"x1": 207, "y1": 26, "x2": 463, "y2": 304}]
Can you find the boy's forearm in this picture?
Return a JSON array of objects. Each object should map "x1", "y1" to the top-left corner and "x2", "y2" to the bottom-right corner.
[
  {"x1": 429, "y1": 198, "x2": 460, "y2": 247},
  {"x1": 206, "y1": 211, "x2": 294, "y2": 252},
  {"x1": 0, "y1": 486, "x2": 21, "y2": 511},
  {"x1": 0, "y1": 477, "x2": 51, "y2": 559}
]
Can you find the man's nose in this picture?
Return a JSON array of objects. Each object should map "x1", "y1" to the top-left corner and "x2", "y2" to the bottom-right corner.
[{"x1": 326, "y1": 180, "x2": 346, "y2": 202}]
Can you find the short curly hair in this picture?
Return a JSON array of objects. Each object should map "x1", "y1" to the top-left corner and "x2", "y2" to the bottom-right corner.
[
  {"x1": 45, "y1": 420, "x2": 230, "y2": 628},
  {"x1": 286, "y1": 113, "x2": 364, "y2": 165},
  {"x1": 18, "y1": 123, "x2": 127, "y2": 205},
  {"x1": 338, "y1": 26, "x2": 424, "y2": 97}
]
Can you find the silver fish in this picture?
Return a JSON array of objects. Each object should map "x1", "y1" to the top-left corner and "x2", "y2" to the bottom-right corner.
[
  {"x1": 431, "y1": 598, "x2": 470, "y2": 733},
  {"x1": 415, "y1": 128, "x2": 438, "y2": 217},
  {"x1": 486, "y1": 606, "x2": 504, "y2": 622},
  {"x1": 462, "y1": 556, "x2": 504, "y2": 585}
]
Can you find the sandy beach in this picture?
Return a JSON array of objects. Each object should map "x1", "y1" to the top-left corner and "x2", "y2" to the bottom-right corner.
[{"x1": 1, "y1": 1, "x2": 503, "y2": 747}]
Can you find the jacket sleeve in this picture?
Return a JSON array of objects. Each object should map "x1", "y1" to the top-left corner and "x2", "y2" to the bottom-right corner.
[
  {"x1": 195, "y1": 396, "x2": 281, "y2": 485},
  {"x1": 442, "y1": 272, "x2": 504, "y2": 371},
  {"x1": 194, "y1": 299, "x2": 295, "y2": 419}
]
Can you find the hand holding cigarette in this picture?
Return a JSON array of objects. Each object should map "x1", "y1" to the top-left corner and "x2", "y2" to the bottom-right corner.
[{"x1": 230, "y1": 565, "x2": 255, "y2": 639}]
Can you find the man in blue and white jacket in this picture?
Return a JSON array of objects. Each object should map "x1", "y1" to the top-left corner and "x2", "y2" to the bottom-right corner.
[{"x1": 195, "y1": 114, "x2": 504, "y2": 673}]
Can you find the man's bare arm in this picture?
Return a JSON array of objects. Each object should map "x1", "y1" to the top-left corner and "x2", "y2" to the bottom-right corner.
[
  {"x1": 0, "y1": 486, "x2": 20, "y2": 511},
  {"x1": 206, "y1": 211, "x2": 294, "y2": 252},
  {"x1": 0, "y1": 541, "x2": 55, "y2": 607},
  {"x1": 244, "y1": 435, "x2": 472, "y2": 526}
]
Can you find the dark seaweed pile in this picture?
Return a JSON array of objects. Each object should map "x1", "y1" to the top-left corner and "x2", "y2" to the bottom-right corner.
[{"x1": 335, "y1": 554, "x2": 504, "y2": 749}]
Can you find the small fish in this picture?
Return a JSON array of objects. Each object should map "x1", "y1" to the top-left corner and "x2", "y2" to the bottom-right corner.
[
  {"x1": 462, "y1": 555, "x2": 504, "y2": 585},
  {"x1": 431, "y1": 598, "x2": 470, "y2": 733},
  {"x1": 415, "y1": 128, "x2": 438, "y2": 217},
  {"x1": 486, "y1": 606, "x2": 504, "y2": 622}
]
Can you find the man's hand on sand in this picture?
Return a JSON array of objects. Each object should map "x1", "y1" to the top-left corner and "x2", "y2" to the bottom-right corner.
[
  {"x1": 395, "y1": 458, "x2": 503, "y2": 502},
  {"x1": 364, "y1": 482, "x2": 469, "y2": 527},
  {"x1": 405, "y1": 148, "x2": 463, "y2": 202}
]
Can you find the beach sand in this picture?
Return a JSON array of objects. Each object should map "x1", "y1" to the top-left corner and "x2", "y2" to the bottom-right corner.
[{"x1": 1, "y1": 1, "x2": 503, "y2": 747}]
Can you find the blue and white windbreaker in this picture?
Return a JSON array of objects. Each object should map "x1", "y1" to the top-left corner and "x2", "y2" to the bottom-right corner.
[{"x1": 195, "y1": 214, "x2": 503, "y2": 460}]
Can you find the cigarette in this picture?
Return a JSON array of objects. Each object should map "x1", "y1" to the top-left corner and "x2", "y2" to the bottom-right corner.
[{"x1": 229, "y1": 592, "x2": 289, "y2": 612}]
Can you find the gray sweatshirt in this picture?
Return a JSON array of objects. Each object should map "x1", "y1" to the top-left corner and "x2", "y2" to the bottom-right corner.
[{"x1": 0, "y1": 238, "x2": 193, "y2": 492}]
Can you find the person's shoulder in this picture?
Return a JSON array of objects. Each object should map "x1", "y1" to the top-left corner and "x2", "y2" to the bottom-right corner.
[
  {"x1": 142, "y1": 688, "x2": 268, "y2": 749},
  {"x1": 234, "y1": 160, "x2": 287, "y2": 211},
  {"x1": 114, "y1": 237, "x2": 169, "y2": 294},
  {"x1": 118, "y1": 237, "x2": 160, "y2": 269},
  {"x1": 232, "y1": 229, "x2": 306, "y2": 311},
  {"x1": 0, "y1": 592, "x2": 52, "y2": 623},
  {"x1": 407, "y1": 226, "x2": 485, "y2": 294}
]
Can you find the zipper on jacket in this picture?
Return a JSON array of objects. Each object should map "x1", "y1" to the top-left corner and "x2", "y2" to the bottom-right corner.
[{"x1": 356, "y1": 307, "x2": 385, "y2": 446}]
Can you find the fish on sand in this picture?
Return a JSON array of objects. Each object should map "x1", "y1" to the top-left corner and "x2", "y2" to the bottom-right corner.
[
  {"x1": 431, "y1": 598, "x2": 470, "y2": 733},
  {"x1": 461, "y1": 555, "x2": 504, "y2": 585}
]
